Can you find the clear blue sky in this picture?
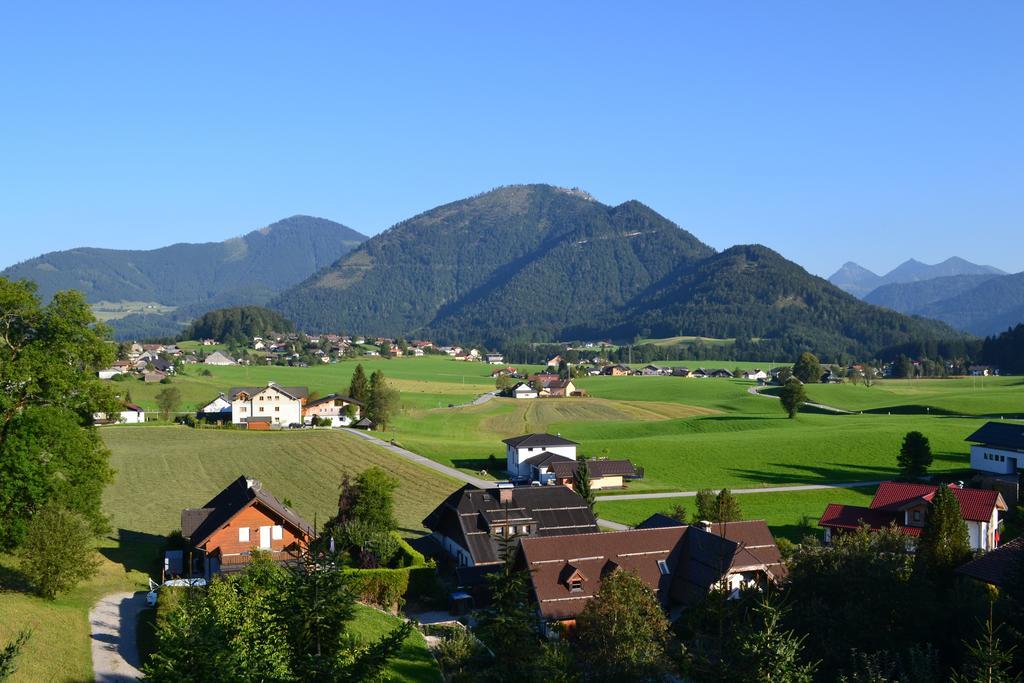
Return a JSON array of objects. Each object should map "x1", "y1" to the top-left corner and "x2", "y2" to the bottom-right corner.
[{"x1": 1, "y1": 3, "x2": 1021, "y2": 277}]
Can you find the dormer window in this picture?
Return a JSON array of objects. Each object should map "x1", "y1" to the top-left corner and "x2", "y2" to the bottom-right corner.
[
  {"x1": 569, "y1": 578, "x2": 583, "y2": 592},
  {"x1": 913, "y1": 510, "x2": 921, "y2": 522},
  {"x1": 657, "y1": 560, "x2": 670, "y2": 575}
]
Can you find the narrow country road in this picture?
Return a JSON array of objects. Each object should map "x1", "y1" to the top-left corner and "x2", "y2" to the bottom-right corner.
[
  {"x1": 90, "y1": 591, "x2": 147, "y2": 682},
  {"x1": 345, "y1": 429, "x2": 628, "y2": 529},
  {"x1": 747, "y1": 385, "x2": 855, "y2": 414},
  {"x1": 595, "y1": 480, "x2": 884, "y2": 502}
]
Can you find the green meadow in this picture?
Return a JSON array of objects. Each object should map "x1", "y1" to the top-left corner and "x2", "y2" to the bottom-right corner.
[{"x1": 801, "y1": 376, "x2": 1024, "y2": 417}]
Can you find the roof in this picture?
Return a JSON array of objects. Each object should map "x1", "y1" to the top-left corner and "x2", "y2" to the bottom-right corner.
[
  {"x1": 423, "y1": 484, "x2": 598, "y2": 566},
  {"x1": 550, "y1": 459, "x2": 636, "y2": 479},
  {"x1": 520, "y1": 521, "x2": 786, "y2": 620},
  {"x1": 228, "y1": 384, "x2": 310, "y2": 401},
  {"x1": 965, "y1": 422, "x2": 1024, "y2": 452},
  {"x1": 870, "y1": 482, "x2": 1005, "y2": 522},
  {"x1": 181, "y1": 475, "x2": 315, "y2": 548},
  {"x1": 502, "y1": 433, "x2": 579, "y2": 449},
  {"x1": 123, "y1": 402, "x2": 144, "y2": 412},
  {"x1": 304, "y1": 393, "x2": 363, "y2": 408},
  {"x1": 817, "y1": 503, "x2": 921, "y2": 536},
  {"x1": 956, "y1": 537, "x2": 1024, "y2": 588},
  {"x1": 521, "y1": 451, "x2": 574, "y2": 468},
  {"x1": 636, "y1": 513, "x2": 686, "y2": 529}
]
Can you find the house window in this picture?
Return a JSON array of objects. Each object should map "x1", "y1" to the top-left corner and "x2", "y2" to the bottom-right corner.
[
  {"x1": 913, "y1": 510, "x2": 921, "y2": 522},
  {"x1": 275, "y1": 407, "x2": 280, "y2": 412},
  {"x1": 238, "y1": 527, "x2": 250, "y2": 542},
  {"x1": 569, "y1": 579, "x2": 583, "y2": 592},
  {"x1": 521, "y1": 525, "x2": 530, "y2": 534},
  {"x1": 272, "y1": 525, "x2": 283, "y2": 540},
  {"x1": 657, "y1": 560, "x2": 670, "y2": 575}
]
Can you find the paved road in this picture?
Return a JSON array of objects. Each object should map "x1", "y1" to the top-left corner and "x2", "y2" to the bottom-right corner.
[
  {"x1": 595, "y1": 480, "x2": 884, "y2": 502},
  {"x1": 747, "y1": 385, "x2": 855, "y2": 414},
  {"x1": 90, "y1": 591, "x2": 147, "y2": 682},
  {"x1": 345, "y1": 429, "x2": 627, "y2": 529}
]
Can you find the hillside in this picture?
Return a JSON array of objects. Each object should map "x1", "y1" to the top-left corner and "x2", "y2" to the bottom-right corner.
[
  {"x1": 2, "y1": 215, "x2": 366, "y2": 339},
  {"x1": 914, "y1": 272, "x2": 1024, "y2": 336},
  {"x1": 829, "y1": 257, "x2": 1005, "y2": 298},
  {"x1": 181, "y1": 306, "x2": 295, "y2": 343},
  {"x1": 864, "y1": 274, "x2": 1001, "y2": 315},
  {"x1": 275, "y1": 185, "x2": 715, "y2": 339},
  {"x1": 276, "y1": 185, "x2": 961, "y2": 358},
  {"x1": 571, "y1": 245, "x2": 961, "y2": 360}
]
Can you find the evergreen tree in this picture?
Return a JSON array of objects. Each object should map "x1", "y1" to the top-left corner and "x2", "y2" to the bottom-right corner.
[
  {"x1": 779, "y1": 378, "x2": 807, "y2": 419},
  {"x1": 347, "y1": 364, "x2": 370, "y2": 404},
  {"x1": 0, "y1": 631, "x2": 30, "y2": 682},
  {"x1": 897, "y1": 431, "x2": 933, "y2": 479},
  {"x1": 915, "y1": 484, "x2": 972, "y2": 581},
  {"x1": 715, "y1": 488, "x2": 743, "y2": 523},
  {"x1": 951, "y1": 607, "x2": 1022, "y2": 683},
  {"x1": 367, "y1": 370, "x2": 399, "y2": 430},
  {"x1": 573, "y1": 460, "x2": 595, "y2": 511},
  {"x1": 732, "y1": 597, "x2": 818, "y2": 683},
  {"x1": 696, "y1": 489, "x2": 717, "y2": 522},
  {"x1": 664, "y1": 503, "x2": 688, "y2": 524},
  {"x1": 793, "y1": 352, "x2": 823, "y2": 384}
]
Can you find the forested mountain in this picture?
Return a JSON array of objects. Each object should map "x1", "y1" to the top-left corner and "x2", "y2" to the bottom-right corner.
[
  {"x1": 2, "y1": 216, "x2": 366, "y2": 339},
  {"x1": 981, "y1": 323, "x2": 1024, "y2": 375},
  {"x1": 570, "y1": 245, "x2": 960, "y2": 361},
  {"x1": 275, "y1": 185, "x2": 715, "y2": 340},
  {"x1": 275, "y1": 185, "x2": 961, "y2": 359},
  {"x1": 829, "y1": 257, "x2": 1005, "y2": 298},
  {"x1": 913, "y1": 272, "x2": 1024, "y2": 336},
  {"x1": 181, "y1": 306, "x2": 295, "y2": 344},
  {"x1": 864, "y1": 274, "x2": 1001, "y2": 316}
]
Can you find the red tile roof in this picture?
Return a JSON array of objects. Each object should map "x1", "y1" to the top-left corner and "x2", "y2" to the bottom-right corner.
[{"x1": 870, "y1": 482, "x2": 1004, "y2": 522}]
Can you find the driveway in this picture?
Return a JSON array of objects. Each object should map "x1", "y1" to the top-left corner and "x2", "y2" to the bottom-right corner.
[{"x1": 89, "y1": 591, "x2": 147, "y2": 681}]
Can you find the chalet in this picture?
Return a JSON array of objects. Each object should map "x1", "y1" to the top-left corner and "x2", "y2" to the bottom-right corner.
[
  {"x1": 205, "y1": 351, "x2": 237, "y2": 366},
  {"x1": 518, "y1": 519, "x2": 787, "y2": 629},
  {"x1": 546, "y1": 355, "x2": 563, "y2": 368},
  {"x1": 671, "y1": 367, "x2": 691, "y2": 377},
  {"x1": 410, "y1": 348, "x2": 425, "y2": 357},
  {"x1": 485, "y1": 353, "x2": 505, "y2": 364},
  {"x1": 302, "y1": 394, "x2": 362, "y2": 427},
  {"x1": 538, "y1": 379, "x2": 576, "y2": 398},
  {"x1": 93, "y1": 402, "x2": 146, "y2": 425},
  {"x1": 180, "y1": 476, "x2": 314, "y2": 578},
  {"x1": 707, "y1": 368, "x2": 734, "y2": 379},
  {"x1": 956, "y1": 536, "x2": 1024, "y2": 589},
  {"x1": 742, "y1": 369, "x2": 769, "y2": 381},
  {"x1": 504, "y1": 433, "x2": 578, "y2": 479},
  {"x1": 511, "y1": 382, "x2": 538, "y2": 400},
  {"x1": 603, "y1": 364, "x2": 633, "y2": 376},
  {"x1": 820, "y1": 369, "x2": 843, "y2": 384},
  {"x1": 640, "y1": 365, "x2": 671, "y2": 376},
  {"x1": 150, "y1": 358, "x2": 174, "y2": 374},
  {"x1": 819, "y1": 481, "x2": 1007, "y2": 551},
  {"x1": 197, "y1": 394, "x2": 232, "y2": 422},
  {"x1": 423, "y1": 483, "x2": 599, "y2": 568},
  {"x1": 965, "y1": 422, "x2": 1024, "y2": 476},
  {"x1": 491, "y1": 366, "x2": 519, "y2": 378},
  {"x1": 230, "y1": 383, "x2": 309, "y2": 427}
]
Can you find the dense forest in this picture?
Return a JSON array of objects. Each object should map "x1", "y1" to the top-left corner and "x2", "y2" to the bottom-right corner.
[
  {"x1": 275, "y1": 185, "x2": 964, "y2": 360},
  {"x1": 181, "y1": 306, "x2": 294, "y2": 344},
  {"x1": 981, "y1": 324, "x2": 1024, "y2": 374},
  {"x1": 2, "y1": 215, "x2": 366, "y2": 340}
]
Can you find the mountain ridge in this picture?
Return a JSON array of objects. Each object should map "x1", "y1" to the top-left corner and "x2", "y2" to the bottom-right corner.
[{"x1": 828, "y1": 256, "x2": 1006, "y2": 298}]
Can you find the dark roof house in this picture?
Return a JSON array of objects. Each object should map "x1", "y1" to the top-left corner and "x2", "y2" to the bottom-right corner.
[
  {"x1": 503, "y1": 433, "x2": 579, "y2": 450},
  {"x1": 956, "y1": 536, "x2": 1024, "y2": 588}
]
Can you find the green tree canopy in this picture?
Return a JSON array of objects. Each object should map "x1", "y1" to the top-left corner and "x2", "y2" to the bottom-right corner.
[
  {"x1": 347, "y1": 363, "x2": 370, "y2": 404},
  {"x1": 792, "y1": 352, "x2": 822, "y2": 384},
  {"x1": 573, "y1": 460, "x2": 595, "y2": 511},
  {"x1": 18, "y1": 504, "x2": 101, "y2": 599},
  {"x1": 155, "y1": 386, "x2": 182, "y2": 421},
  {"x1": 779, "y1": 378, "x2": 807, "y2": 419},
  {"x1": 897, "y1": 431, "x2": 933, "y2": 479},
  {"x1": 367, "y1": 370, "x2": 399, "y2": 430},
  {"x1": 915, "y1": 484, "x2": 971, "y2": 581}
]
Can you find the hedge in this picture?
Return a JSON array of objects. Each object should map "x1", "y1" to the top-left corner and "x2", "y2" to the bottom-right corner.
[{"x1": 345, "y1": 533, "x2": 444, "y2": 612}]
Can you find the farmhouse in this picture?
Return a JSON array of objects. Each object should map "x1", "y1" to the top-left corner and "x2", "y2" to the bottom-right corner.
[
  {"x1": 518, "y1": 519, "x2": 787, "y2": 629},
  {"x1": 819, "y1": 481, "x2": 1007, "y2": 551},
  {"x1": 230, "y1": 383, "x2": 309, "y2": 427},
  {"x1": 538, "y1": 378, "x2": 576, "y2": 398},
  {"x1": 603, "y1": 364, "x2": 633, "y2": 376},
  {"x1": 423, "y1": 483, "x2": 599, "y2": 568},
  {"x1": 504, "y1": 432, "x2": 579, "y2": 479},
  {"x1": 511, "y1": 382, "x2": 538, "y2": 400},
  {"x1": 302, "y1": 393, "x2": 362, "y2": 426},
  {"x1": 143, "y1": 370, "x2": 167, "y2": 383},
  {"x1": 197, "y1": 394, "x2": 233, "y2": 422},
  {"x1": 92, "y1": 402, "x2": 146, "y2": 425},
  {"x1": 641, "y1": 364, "x2": 671, "y2": 376},
  {"x1": 180, "y1": 475, "x2": 315, "y2": 578},
  {"x1": 204, "y1": 350, "x2": 237, "y2": 366},
  {"x1": 742, "y1": 369, "x2": 769, "y2": 381},
  {"x1": 485, "y1": 353, "x2": 504, "y2": 364}
]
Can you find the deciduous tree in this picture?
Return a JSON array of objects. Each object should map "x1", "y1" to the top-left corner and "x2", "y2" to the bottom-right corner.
[
  {"x1": 155, "y1": 386, "x2": 182, "y2": 421},
  {"x1": 18, "y1": 504, "x2": 101, "y2": 599},
  {"x1": 779, "y1": 378, "x2": 807, "y2": 419},
  {"x1": 793, "y1": 352, "x2": 822, "y2": 384}
]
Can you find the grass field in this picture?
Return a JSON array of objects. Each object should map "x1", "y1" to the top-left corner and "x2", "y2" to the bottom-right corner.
[
  {"x1": 596, "y1": 486, "x2": 877, "y2": 542},
  {"x1": 349, "y1": 604, "x2": 441, "y2": 683},
  {"x1": 801, "y1": 376, "x2": 1024, "y2": 417},
  {"x1": 0, "y1": 427, "x2": 456, "y2": 682}
]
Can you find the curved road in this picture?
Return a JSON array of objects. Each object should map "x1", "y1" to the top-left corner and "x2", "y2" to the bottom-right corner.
[
  {"x1": 747, "y1": 385, "x2": 855, "y2": 414},
  {"x1": 90, "y1": 591, "x2": 146, "y2": 681}
]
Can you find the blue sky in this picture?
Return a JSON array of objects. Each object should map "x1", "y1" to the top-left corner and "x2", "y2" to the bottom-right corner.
[{"x1": 1, "y1": 3, "x2": 1021, "y2": 277}]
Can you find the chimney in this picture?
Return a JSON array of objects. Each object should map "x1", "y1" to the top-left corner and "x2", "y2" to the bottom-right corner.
[
  {"x1": 496, "y1": 482, "x2": 514, "y2": 505},
  {"x1": 246, "y1": 477, "x2": 261, "y2": 490}
]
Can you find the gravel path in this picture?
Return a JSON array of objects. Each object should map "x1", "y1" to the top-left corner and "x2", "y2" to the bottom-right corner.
[{"x1": 89, "y1": 591, "x2": 147, "y2": 681}]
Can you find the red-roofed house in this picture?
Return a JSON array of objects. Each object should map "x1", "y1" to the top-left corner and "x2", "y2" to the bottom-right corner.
[{"x1": 819, "y1": 482, "x2": 1006, "y2": 551}]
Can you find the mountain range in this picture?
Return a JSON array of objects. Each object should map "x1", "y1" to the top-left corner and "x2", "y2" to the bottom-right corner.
[
  {"x1": 273, "y1": 184, "x2": 958, "y2": 359},
  {"x1": 828, "y1": 257, "x2": 1006, "y2": 299},
  {"x1": 1, "y1": 216, "x2": 367, "y2": 339}
]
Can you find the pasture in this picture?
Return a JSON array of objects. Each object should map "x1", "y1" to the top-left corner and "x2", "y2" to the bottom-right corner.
[{"x1": 800, "y1": 376, "x2": 1024, "y2": 417}]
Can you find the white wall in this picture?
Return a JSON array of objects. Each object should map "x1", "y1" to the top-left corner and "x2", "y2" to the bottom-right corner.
[
  {"x1": 232, "y1": 386, "x2": 303, "y2": 426},
  {"x1": 507, "y1": 444, "x2": 577, "y2": 478},
  {"x1": 970, "y1": 445, "x2": 1021, "y2": 475}
]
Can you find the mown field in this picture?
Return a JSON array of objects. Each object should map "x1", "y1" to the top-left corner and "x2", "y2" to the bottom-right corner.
[
  {"x1": 0, "y1": 427, "x2": 455, "y2": 682},
  {"x1": 800, "y1": 375, "x2": 1024, "y2": 417}
]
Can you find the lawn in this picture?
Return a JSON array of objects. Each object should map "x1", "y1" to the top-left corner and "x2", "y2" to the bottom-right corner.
[
  {"x1": 800, "y1": 376, "x2": 1024, "y2": 417},
  {"x1": 0, "y1": 427, "x2": 457, "y2": 682},
  {"x1": 349, "y1": 604, "x2": 441, "y2": 683},
  {"x1": 596, "y1": 485, "x2": 877, "y2": 543}
]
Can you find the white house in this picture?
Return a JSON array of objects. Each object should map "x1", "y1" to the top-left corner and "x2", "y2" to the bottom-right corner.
[
  {"x1": 502, "y1": 433, "x2": 578, "y2": 479},
  {"x1": 485, "y1": 353, "x2": 504, "y2": 364},
  {"x1": 93, "y1": 403, "x2": 146, "y2": 425},
  {"x1": 198, "y1": 394, "x2": 233, "y2": 420},
  {"x1": 302, "y1": 394, "x2": 362, "y2": 427},
  {"x1": 98, "y1": 368, "x2": 123, "y2": 380},
  {"x1": 205, "y1": 351, "x2": 237, "y2": 366},
  {"x1": 511, "y1": 382, "x2": 538, "y2": 400},
  {"x1": 229, "y1": 383, "x2": 308, "y2": 427},
  {"x1": 743, "y1": 369, "x2": 770, "y2": 381},
  {"x1": 966, "y1": 422, "x2": 1024, "y2": 476}
]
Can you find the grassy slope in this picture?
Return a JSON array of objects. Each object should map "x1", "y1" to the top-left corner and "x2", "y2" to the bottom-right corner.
[
  {"x1": 0, "y1": 427, "x2": 455, "y2": 682},
  {"x1": 596, "y1": 486, "x2": 877, "y2": 543},
  {"x1": 800, "y1": 376, "x2": 1024, "y2": 416},
  {"x1": 349, "y1": 604, "x2": 441, "y2": 683}
]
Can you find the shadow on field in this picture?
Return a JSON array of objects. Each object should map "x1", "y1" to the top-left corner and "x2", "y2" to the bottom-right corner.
[
  {"x1": 451, "y1": 458, "x2": 503, "y2": 477},
  {"x1": 0, "y1": 563, "x2": 31, "y2": 592},
  {"x1": 769, "y1": 523, "x2": 822, "y2": 544},
  {"x1": 99, "y1": 529, "x2": 166, "y2": 577},
  {"x1": 728, "y1": 462, "x2": 894, "y2": 486}
]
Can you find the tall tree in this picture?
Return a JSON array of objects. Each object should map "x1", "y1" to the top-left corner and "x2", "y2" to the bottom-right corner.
[
  {"x1": 696, "y1": 489, "x2": 717, "y2": 522},
  {"x1": 573, "y1": 460, "x2": 595, "y2": 511},
  {"x1": 0, "y1": 279, "x2": 118, "y2": 549},
  {"x1": 349, "y1": 467, "x2": 399, "y2": 534},
  {"x1": 915, "y1": 484, "x2": 971, "y2": 581},
  {"x1": 897, "y1": 431, "x2": 933, "y2": 479},
  {"x1": 779, "y1": 378, "x2": 807, "y2": 419},
  {"x1": 18, "y1": 504, "x2": 101, "y2": 599},
  {"x1": 347, "y1": 363, "x2": 370, "y2": 404},
  {"x1": 715, "y1": 489, "x2": 743, "y2": 523},
  {"x1": 574, "y1": 569, "x2": 671, "y2": 681},
  {"x1": 951, "y1": 606, "x2": 1021, "y2": 683},
  {"x1": 367, "y1": 370, "x2": 399, "y2": 430},
  {"x1": 155, "y1": 386, "x2": 182, "y2": 421},
  {"x1": 792, "y1": 352, "x2": 823, "y2": 384}
]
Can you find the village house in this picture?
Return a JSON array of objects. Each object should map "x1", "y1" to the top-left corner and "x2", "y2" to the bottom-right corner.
[
  {"x1": 518, "y1": 518, "x2": 787, "y2": 631},
  {"x1": 93, "y1": 402, "x2": 146, "y2": 425},
  {"x1": 640, "y1": 364, "x2": 671, "y2": 376},
  {"x1": 180, "y1": 475, "x2": 315, "y2": 579},
  {"x1": 546, "y1": 355, "x2": 562, "y2": 368},
  {"x1": 527, "y1": 455, "x2": 637, "y2": 490},
  {"x1": 204, "y1": 350, "x2": 237, "y2": 366},
  {"x1": 818, "y1": 481, "x2": 1007, "y2": 551},
  {"x1": 742, "y1": 369, "x2": 769, "y2": 381},
  {"x1": 230, "y1": 383, "x2": 309, "y2": 428},
  {"x1": 511, "y1": 382, "x2": 538, "y2": 400},
  {"x1": 671, "y1": 366, "x2": 691, "y2": 377},
  {"x1": 602, "y1": 364, "x2": 633, "y2": 376},
  {"x1": 144, "y1": 370, "x2": 167, "y2": 383},
  {"x1": 956, "y1": 536, "x2": 1024, "y2": 589},
  {"x1": 538, "y1": 378, "x2": 576, "y2": 398},
  {"x1": 197, "y1": 394, "x2": 233, "y2": 422},
  {"x1": 302, "y1": 393, "x2": 362, "y2": 427},
  {"x1": 965, "y1": 422, "x2": 1024, "y2": 477},
  {"x1": 98, "y1": 367, "x2": 124, "y2": 380},
  {"x1": 504, "y1": 433, "x2": 579, "y2": 479},
  {"x1": 423, "y1": 483, "x2": 599, "y2": 568},
  {"x1": 485, "y1": 353, "x2": 504, "y2": 364}
]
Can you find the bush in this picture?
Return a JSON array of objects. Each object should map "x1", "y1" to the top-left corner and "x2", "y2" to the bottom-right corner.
[{"x1": 18, "y1": 505, "x2": 101, "y2": 599}]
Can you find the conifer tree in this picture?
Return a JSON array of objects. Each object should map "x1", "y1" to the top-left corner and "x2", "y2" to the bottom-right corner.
[
  {"x1": 347, "y1": 364, "x2": 369, "y2": 404},
  {"x1": 715, "y1": 489, "x2": 743, "y2": 523},
  {"x1": 573, "y1": 460, "x2": 595, "y2": 511},
  {"x1": 897, "y1": 431, "x2": 933, "y2": 479},
  {"x1": 915, "y1": 484, "x2": 971, "y2": 581}
]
